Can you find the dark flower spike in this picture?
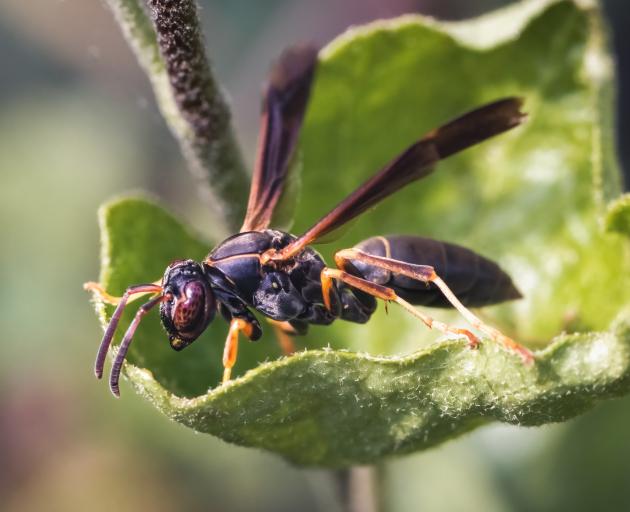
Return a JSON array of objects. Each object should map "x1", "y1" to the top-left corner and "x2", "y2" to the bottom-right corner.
[{"x1": 94, "y1": 284, "x2": 163, "y2": 380}]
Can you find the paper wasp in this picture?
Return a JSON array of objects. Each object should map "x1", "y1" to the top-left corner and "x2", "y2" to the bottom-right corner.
[{"x1": 86, "y1": 44, "x2": 532, "y2": 397}]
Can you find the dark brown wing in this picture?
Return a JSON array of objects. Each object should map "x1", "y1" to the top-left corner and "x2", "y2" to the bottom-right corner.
[
  {"x1": 275, "y1": 98, "x2": 526, "y2": 260},
  {"x1": 240, "y1": 44, "x2": 318, "y2": 232}
]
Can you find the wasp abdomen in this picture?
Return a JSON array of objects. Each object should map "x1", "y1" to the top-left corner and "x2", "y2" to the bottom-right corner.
[{"x1": 352, "y1": 235, "x2": 521, "y2": 308}]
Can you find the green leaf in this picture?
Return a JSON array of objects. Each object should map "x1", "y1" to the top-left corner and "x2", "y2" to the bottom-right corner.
[
  {"x1": 299, "y1": 0, "x2": 629, "y2": 345},
  {"x1": 127, "y1": 313, "x2": 630, "y2": 467},
  {"x1": 88, "y1": 0, "x2": 630, "y2": 467}
]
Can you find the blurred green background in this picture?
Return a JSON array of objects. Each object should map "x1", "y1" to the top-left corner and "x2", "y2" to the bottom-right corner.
[{"x1": 1, "y1": 1, "x2": 629, "y2": 511}]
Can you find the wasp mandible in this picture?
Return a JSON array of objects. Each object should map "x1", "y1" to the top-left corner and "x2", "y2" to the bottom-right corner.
[{"x1": 86, "y1": 44, "x2": 532, "y2": 396}]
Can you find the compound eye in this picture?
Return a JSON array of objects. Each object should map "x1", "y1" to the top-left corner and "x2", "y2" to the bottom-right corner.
[{"x1": 172, "y1": 281, "x2": 206, "y2": 330}]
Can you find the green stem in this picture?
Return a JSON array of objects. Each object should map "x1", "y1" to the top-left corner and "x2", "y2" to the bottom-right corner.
[
  {"x1": 104, "y1": 0, "x2": 249, "y2": 233},
  {"x1": 335, "y1": 466, "x2": 381, "y2": 512}
]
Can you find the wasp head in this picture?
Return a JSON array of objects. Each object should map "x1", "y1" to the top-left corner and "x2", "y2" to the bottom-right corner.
[{"x1": 160, "y1": 260, "x2": 216, "y2": 350}]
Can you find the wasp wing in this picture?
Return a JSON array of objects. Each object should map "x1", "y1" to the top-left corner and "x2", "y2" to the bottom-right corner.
[
  {"x1": 240, "y1": 44, "x2": 318, "y2": 233},
  {"x1": 276, "y1": 98, "x2": 526, "y2": 259}
]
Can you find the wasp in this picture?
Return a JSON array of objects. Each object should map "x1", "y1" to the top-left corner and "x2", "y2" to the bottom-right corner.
[{"x1": 86, "y1": 44, "x2": 532, "y2": 397}]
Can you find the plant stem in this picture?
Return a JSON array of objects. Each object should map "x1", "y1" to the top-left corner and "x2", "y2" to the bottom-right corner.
[
  {"x1": 104, "y1": 0, "x2": 249, "y2": 233},
  {"x1": 335, "y1": 466, "x2": 381, "y2": 512}
]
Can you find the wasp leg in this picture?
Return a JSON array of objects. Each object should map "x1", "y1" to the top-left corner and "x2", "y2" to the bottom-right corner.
[
  {"x1": 84, "y1": 279, "x2": 162, "y2": 306},
  {"x1": 267, "y1": 319, "x2": 297, "y2": 355},
  {"x1": 334, "y1": 248, "x2": 533, "y2": 362},
  {"x1": 320, "y1": 268, "x2": 480, "y2": 348},
  {"x1": 335, "y1": 248, "x2": 435, "y2": 281},
  {"x1": 222, "y1": 318, "x2": 256, "y2": 383}
]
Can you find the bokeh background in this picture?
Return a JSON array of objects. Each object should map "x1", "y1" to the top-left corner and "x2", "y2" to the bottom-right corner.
[{"x1": 1, "y1": 1, "x2": 629, "y2": 511}]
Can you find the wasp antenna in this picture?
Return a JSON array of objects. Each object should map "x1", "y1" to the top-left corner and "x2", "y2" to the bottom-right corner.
[
  {"x1": 94, "y1": 284, "x2": 163, "y2": 380},
  {"x1": 109, "y1": 294, "x2": 166, "y2": 397},
  {"x1": 95, "y1": 297, "x2": 128, "y2": 379}
]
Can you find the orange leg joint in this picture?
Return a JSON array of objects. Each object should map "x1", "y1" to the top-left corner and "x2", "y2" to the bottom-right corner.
[
  {"x1": 321, "y1": 267, "x2": 396, "y2": 312},
  {"x1": 222, "y1": 318, "x2": 254, "y2": 383},
  {"x1": 267, "y1": 319, "x2": 297, "y2": 355}
]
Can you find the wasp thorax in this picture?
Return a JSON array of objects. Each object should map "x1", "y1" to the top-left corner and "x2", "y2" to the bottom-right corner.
[{"x1": 159, "y1": 260, "x2": 216, "y2": 351}]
